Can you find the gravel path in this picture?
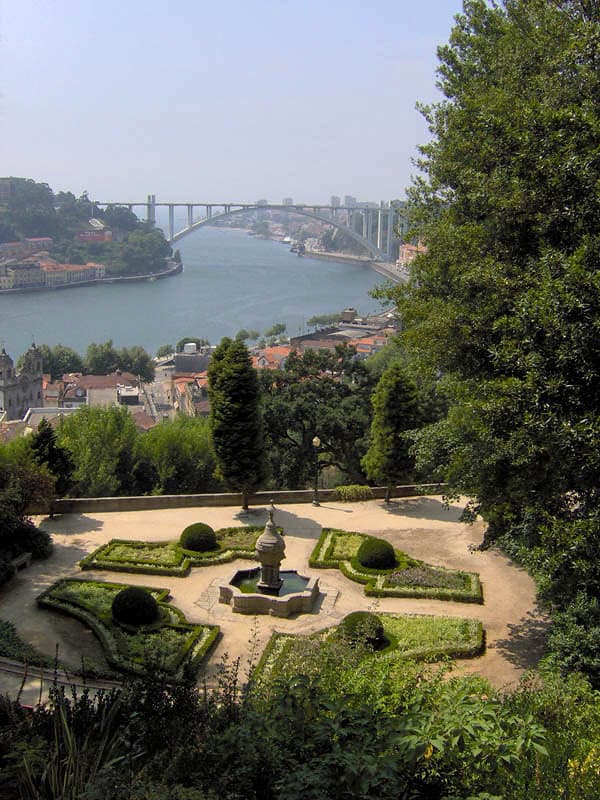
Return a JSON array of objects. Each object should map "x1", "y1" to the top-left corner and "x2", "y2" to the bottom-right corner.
[{"x1": 0, "y1": 497, "x2": 548, "y2": 702}]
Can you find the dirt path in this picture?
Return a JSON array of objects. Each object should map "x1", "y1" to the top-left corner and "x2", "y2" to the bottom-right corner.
[{"x1": 0, "y1": 497, "x2": 548, "y2": 702}]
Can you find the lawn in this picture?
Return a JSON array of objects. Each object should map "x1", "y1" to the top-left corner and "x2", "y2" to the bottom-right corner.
[
  {"x1": 37, "y1": 578, "x2": 219, "y2": 680},
  {"x1": 255, "y1": 613, "x2": 484, "y2": 682},
  {"x1": 80, "y1": 525, "x2": 266, "y2": 576}
]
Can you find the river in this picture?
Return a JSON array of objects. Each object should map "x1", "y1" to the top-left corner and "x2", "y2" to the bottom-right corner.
[{"x1": 0, "y1": 226, "x2": 384, "y2": 357}]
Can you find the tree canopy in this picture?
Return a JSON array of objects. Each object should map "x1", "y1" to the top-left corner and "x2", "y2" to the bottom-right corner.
[{"x1": 381, "y1": 0, "x2": 600, "y2": 683}]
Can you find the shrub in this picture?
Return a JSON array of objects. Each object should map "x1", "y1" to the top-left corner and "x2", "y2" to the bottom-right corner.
[
  {"x1": 17, "y1": 522, "x2": 53, "y2": 559},
  {"x1": 180, "y1": 523, "x2": 217, "y2": 552},
  {"x1": 357, "y1": 536, "x2": 396, "y2": 570},
  {"x1": 334, "y1": 484, "x2": 373, "y2": 502},
  {"x1": 112, "y1": 587, "x2": 159, "y2": 627},
  {"x1": 338, "y1": 611, "x2": 386, "y2": 651},
  {"x1": 0, "y1": 558, "x2": 15, "y2": 588}
]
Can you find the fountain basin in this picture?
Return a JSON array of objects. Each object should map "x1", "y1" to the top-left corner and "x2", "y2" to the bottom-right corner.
[{"x1": 219, "y1": 568, "x2": 319, "y2": 617}]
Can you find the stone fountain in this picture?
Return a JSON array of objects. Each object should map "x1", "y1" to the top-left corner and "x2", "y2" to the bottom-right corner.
[{"x1": 219, "y1": 505, "x2": 319, "y2": 617}]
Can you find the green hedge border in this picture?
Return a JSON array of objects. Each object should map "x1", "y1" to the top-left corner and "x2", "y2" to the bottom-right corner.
[
  {"x1": 309, "y1": 528, "x2": 483, "y2": 603},
  {"x1": 254, "y1": 614, "x2": 485, "y2": 682},
  {"x1": 37, "y1": 578, "x2": 219, "y2": 681},
  {"x1": 79, "y1": 526, "x2": 273, "y2": 576}
]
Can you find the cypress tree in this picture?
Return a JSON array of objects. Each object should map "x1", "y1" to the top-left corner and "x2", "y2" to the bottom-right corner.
[
  {"x1": 208, "y1": 337, "x2": 266, "y2": 509},
  {"x1": 362, "y1": 363, "x2": 420, "y2": 503}
]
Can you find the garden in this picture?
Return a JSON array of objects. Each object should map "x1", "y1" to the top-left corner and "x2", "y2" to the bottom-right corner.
[{"x1": 310, "y1": 528, "x2": 483, "y2": 602}]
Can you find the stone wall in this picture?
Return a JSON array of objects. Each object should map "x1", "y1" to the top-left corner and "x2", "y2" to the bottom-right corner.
[{"x1": 29, "y1": 484, "x2": 443, "y2": 515}]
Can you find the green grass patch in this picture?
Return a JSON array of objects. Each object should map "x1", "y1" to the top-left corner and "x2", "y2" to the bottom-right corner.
[
  {"x1": 309, "y1": 528, "x2": 483, "y2": 603},
  {"x1": 37, "y1": 579, "x2": 219, "y2": 681},
  {"x1": 255, "y1": 613, "x2": 484, "y2": 682},
  {"x1": 80, "y1": 525, "x2": 268, "y2": 576},
  {"x1": 0, "y1": 619, "x2": 55, "y2": 668}
]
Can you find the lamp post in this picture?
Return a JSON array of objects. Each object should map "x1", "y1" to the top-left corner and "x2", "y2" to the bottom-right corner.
[{"x1": 312, "y1": 435, "x2": 321, "y2": 506}]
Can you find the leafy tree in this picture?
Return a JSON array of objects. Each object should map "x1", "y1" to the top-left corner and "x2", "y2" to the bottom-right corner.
[
  {"x1": 235, "y1": 329, "x2": 260, "y2": 342},
  {"x1": 208, "y1": 337, "x2": 266, "y2": 509},
  {"x1": 117, "y1": 345, "x2": 155, "y2": 382},
  {"x1": 30, "y1": 417, "x2": 73, "y2": 496},
  {"x1": 0, "y1": 441, "x2": 54, "y2": 560},
  {"x1": 362, "y1": 363, "x2": 421, "y2": 502},
  {"x1": 133, "y1": 417, "x2": 222, "y2": 495},
  {"x1": 379, "y1": 0, "x2": 600, "y2": 681},
  {"x1": 306, "y1": 313, "x2": 340, "y2": 330},
  {"x1": 102, "y1": 205, "x2": 140, "y2": 233},
  {"x1": 17, "y1": 343, "x2": 84, "y2": 379},
  {"x1": 264, "y1": 322, "x2": 286, "y2": 338},
  {"x1": 260, "y1": 347, "x2": 374, "y2": 488},
  {"x1": 176, "y1": 337, "x2": 210, "y2": 352},
  {"x1": 84, "y1": 340, "x2": 120, "y2": 375},
  {"x1": 156, "y1": 344, "x2": 174, "y2": 359},
  {"x1": 58, "y1": 406, "x2": 138, "y2": 496}
]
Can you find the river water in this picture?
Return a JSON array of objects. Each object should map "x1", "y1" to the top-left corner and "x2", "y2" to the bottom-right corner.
[{"x1": 0, "y1": 226, "x2": 383, "y2": 357}]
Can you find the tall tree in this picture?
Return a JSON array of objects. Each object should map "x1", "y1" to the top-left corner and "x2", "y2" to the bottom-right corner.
[
  {"x1": 30, "y1": 417, "x2": 73, "y2": 496},
  {"x1": 381, "y1": 0, "x2": 600, "y2": 681},
  {"x1": 208, "y1": 337, "x2": 266, "y2": 509},
  {"x1": 260, "y1": 347, "x2": 374, "y2": 488},
  {"x1": 362, "y1": 364, "x2": 421, "y2": 502}
]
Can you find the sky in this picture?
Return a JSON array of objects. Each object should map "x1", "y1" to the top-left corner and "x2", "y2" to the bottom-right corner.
[{"x1": 0, "y1": 0, "x2": 463, "y2": 205}]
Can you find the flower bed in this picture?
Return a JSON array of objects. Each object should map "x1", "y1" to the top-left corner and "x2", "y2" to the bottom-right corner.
[
  {"x1": 255, "y1": 613, "x2": 484, "y2": 681},
  {"x1": 80, "y1": 525, "x2": 269, "y2": 576},
  {"x1": 37, "y1": 578, "x2": 219, "y2": 680},
  {"x1": 309, "y1": 528, "x2": 483, "y2": 603}
]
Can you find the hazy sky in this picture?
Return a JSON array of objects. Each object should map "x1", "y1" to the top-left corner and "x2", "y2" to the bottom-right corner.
[{"x1": 1, "y1": 0, "x2": 463, "y2": 204}]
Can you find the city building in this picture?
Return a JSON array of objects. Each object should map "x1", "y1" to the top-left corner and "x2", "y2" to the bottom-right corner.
[{"x1": 0, "y1": 345, "x2": 43, "y2": 421}]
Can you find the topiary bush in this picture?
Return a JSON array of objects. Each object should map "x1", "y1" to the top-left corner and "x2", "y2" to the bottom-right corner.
[
  {"x1": 338, "y1": 611, "x2": 386, "y2": 651},
  {"x1": 357, "y1": 536, "x2": 396, "y2": 570},
  {"x1": 180, "y1": 523, "x2": 217, "y2": 552},
  {"x1": 111, "y1": 587, "x2": 159, "y2": 627},
  {"x1": 334, "y1": 484, "x2": 373, "y2": 502}
]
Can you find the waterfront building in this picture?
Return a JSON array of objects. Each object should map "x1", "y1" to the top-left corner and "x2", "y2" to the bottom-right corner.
[
  {"x1": 6, "y1": 261, "x2": 44, "y2": 288},
  {"x1": 0, "y1": 345, "x2": 43, "y2": 421}
]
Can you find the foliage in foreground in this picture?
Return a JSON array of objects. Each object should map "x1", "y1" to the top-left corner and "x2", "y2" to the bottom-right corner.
[
  {"x1": 0, "y1": 659, "x2": 598, "y2": 800},
  {"x1": 378, "y1": 0, "x2": 600, "y2": 684}
]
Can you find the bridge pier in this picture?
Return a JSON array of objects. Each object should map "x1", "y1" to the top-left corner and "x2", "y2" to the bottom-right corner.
[
  {"x1": 168, "y1": 205, "x2": 175, "y2": 241},
  {"x1": 187, "y1": 205, "x2": 194, "y2": 227},
  {"x1": 146, "y1": 194, "x2": 156, "y2": 226}
]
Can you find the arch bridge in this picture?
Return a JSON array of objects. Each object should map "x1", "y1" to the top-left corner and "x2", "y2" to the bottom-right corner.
[{"x1": 96, "y1": 196, "x2": 408, "y2": 261}]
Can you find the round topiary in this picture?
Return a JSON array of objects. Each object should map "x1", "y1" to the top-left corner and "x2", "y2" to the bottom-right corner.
[
  {"x1": 112, "y1": 587, "x2": 159, "y2": 627},
  {"x1": 339, "y1": 611, "x2": 386, "y2": 650},
  {"x1": 357, "y1": 536, "x2": 396, "y2": 570},
  {"x1": 180, "y1": 522, "x2": 218, "y2": 552}
]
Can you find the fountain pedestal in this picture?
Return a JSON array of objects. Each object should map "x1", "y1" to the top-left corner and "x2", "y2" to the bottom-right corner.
[
  {"x1": 218, "y1": 505, "x2": 320, "y2": 617},
  {"x1": 255, "y1": 506, "x2": 285, "y2": 593}
]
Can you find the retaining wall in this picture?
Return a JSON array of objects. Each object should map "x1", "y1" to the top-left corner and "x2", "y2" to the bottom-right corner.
[{"x1": 28, "y1": 484, "x2": 444, "y2": 515}]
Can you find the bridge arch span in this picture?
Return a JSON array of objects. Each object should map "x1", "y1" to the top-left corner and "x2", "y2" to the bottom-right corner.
[{"x1": 170, "y1": 205, "x2": 385, "y2": 260}]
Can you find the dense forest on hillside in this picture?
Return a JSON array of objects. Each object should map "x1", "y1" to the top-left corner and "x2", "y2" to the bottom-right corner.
[{"x1": 0, "y1": 178, "x2": 172, "y2": 275}]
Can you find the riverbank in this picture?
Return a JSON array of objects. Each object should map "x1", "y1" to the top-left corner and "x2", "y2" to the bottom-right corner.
[{"x1": 0, "y1": 260, "x2": 182, "y2": 296}]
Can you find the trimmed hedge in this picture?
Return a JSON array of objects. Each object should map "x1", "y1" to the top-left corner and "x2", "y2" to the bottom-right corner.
[
  {"x1": 180, "y1": 523, "x2": 217, "y2": 552},
  {"x1": 80, "y1": 526, "x2": 268, "y2": 576},
  {"x1": 338, "y1": 611, "x2": 386, "y2": 651},
  {"x1": 333, "y1": 485, "x2": 373, "y2": 502},
  {"x1": 112, "y1": 587, "x2": 159, "y2": 626},
  {"x1": 357, "y1": 537, "x2": 397, "y2": 570},
  {"x1": 309, "y1": 528, "x2": 483, "y2": 603},
  {"x1": 37, "y1": 579, "x2": 219, "y2": 681}
]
